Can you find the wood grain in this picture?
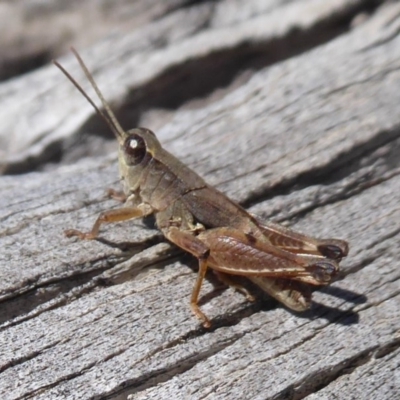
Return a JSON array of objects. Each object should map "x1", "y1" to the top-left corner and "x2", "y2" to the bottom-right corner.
[{"x1": 0, "y1": 1, "x2": 399, "y2": 399}]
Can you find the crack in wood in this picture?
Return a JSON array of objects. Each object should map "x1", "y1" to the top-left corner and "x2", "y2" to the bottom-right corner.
[
  {"x1": 244, "y1": 126, "x2": 400, "y2": 211},
  {"x1": 290, "y1": 336, "x2": 400, "y2": 400}
]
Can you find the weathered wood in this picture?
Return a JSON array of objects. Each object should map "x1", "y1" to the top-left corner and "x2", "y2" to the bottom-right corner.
[
  {"x1": 0, "y1": 0, "x2": 371, "y2": 173},
  {"x1": 1, "y1": 1, "x2": 400, "y2": 399},
  {"x1": 0, "y1": 0, "x2": 192, "y2": 81}
]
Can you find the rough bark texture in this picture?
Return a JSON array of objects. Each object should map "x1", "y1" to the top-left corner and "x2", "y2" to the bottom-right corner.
[{"x1": 1, "y1": 1, "x2": 399, "y2": 399}]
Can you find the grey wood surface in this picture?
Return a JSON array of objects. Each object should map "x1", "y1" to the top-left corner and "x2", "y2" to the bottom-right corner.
[{"x1": 1, "y1": 1, "x2": 399, "y2": 399}]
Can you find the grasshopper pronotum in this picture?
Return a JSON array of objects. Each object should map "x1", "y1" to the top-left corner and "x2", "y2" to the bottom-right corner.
[{"x1": 54, "y1": 49, "x2": 349, "y2": 327}]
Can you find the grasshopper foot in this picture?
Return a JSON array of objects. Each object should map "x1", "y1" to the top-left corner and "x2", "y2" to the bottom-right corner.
[
  {"x1": 203, "y1": 320, "x2": 211, "y2": 329},
  {"x1": 64, "y1": 229, "x2": 96, "y2": 240},
  {"x1": 190, "y1": 302, "x2": 211, "y2": 328}
]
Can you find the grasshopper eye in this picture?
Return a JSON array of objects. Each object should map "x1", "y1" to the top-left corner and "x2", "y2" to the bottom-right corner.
[{"x1": 123, "y1": 134, "x2": 147, "y2": 165}]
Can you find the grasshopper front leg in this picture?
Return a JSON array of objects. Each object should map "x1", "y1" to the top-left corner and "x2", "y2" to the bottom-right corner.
[{"x1": 66, "y1": 202, "x2": 153, "y2": 240}]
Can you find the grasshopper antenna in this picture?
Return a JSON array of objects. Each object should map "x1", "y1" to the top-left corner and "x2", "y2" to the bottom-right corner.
[{"x1": 52, "y1": 47, "x2": 125, "y2": 139}]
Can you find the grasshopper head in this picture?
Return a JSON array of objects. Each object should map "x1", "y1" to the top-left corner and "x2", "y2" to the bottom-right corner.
[
  {"x1": 53, "y1": 48, "x2": 163, "y2": 193},
  {"x1": 117, "y1": 127, "x2": 162, "y2": 192}
]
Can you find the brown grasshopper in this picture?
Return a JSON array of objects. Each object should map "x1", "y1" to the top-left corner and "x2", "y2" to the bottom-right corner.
[{"x1": 54, "y1": 49, "x2": 349, "y2": 328}]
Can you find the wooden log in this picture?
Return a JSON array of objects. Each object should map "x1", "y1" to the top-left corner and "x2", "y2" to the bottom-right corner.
[{"x1": 0, "y1": 1, "x2": 399, "y2": 399}]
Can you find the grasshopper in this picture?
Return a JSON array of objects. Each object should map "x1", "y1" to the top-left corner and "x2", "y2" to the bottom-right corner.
[{"x1": 54, "y1": 49, "x2": 349, "y2": 328}]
